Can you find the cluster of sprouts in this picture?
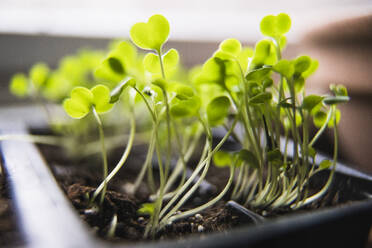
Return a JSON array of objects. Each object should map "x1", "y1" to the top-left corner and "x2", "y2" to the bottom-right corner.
[{"x1": 9, "y1": 13, "x2": 349, "y2": 237}]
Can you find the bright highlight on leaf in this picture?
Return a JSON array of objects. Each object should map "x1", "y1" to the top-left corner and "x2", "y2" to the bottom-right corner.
[
  {"x1": 63, "y1": 85, "x2": 114, "y2": 119},
  {"x1": 130, "y1": 14, "x2": 170, "y2": 51},
  {"x1": 260, "y1": 13, "x2": 291, "y2": 38},
  {"x1": 219, "y1": 39, "x2": 242, "y2": 57}
]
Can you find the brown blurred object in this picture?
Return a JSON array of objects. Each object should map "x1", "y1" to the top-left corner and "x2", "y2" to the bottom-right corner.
[{"x1": 301, "y1": 14, "x2": 372, "y2": 174}]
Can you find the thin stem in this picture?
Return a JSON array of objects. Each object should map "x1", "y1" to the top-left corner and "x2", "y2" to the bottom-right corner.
[
  {"x1": 132, "y1": 129, "x2": 156, "y2": 194},
  {"x1": 92, "y1": 107, "x2": 109, "y2": 205},
  {"x1": 294, "y1": 106, "x2": 338, "y2": 208},
  {"x1": 309, "y1": 107, "x2": 334, "y2": 147},
  {"x1": 91, "y1": 107, "x2": 136, "y2": 203},
  {"x1": 162, "y1": 165, "x2": 235, "y2": 228}
]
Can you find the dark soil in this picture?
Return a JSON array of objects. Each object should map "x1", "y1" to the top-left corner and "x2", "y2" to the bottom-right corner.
[
  {"x1": 39, "y1": 143, "x2": 252, "y2": 243},
  {"x1": 0, "y1": 167, "x2": 24, "y2": 247},
  {"x1": 36, "y1": 142, "x2": 372, "y2": 244}
]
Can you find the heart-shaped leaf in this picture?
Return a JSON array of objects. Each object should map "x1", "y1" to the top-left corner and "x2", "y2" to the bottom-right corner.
[
  {"x1": 251, "y1": 40, "x2": 277, "y2": 66},
  {"x1": 63, "y1": 85, "x2": 114, "y2": 119},
  {"x1": 130, "y1": 14, "x2": 170, "y2": 51},
  {"x1": 143, "y1": 49, "x2": 179, "y2": 76},
  {"x1": 219, "y1": 38, "x2": 242, "y2": 57},
  {"x1": 260, "y1": 13, "x2": 291, "y2": 37},
  {"x1": 273, "y1": 59, "x2": 294, "y2": 79},
  {"x1": 63, "y1": 87, "x2": 93, "y2": 119},
  {"x1": 91, "y1": 85, "x2": 114, "y2": 113}
]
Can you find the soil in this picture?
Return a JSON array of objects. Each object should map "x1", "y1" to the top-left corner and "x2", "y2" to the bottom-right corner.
[
  {"x1": 36, "y1": 142, "x2": 372, "y2": 244},
  {"x1": 0, "y1": 166, "x2": 24, "y2": 247}
]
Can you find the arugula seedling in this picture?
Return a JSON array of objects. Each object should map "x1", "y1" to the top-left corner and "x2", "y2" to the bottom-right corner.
[{"x1": 63, "y1": 84, "x2": 114, "y2": 204}]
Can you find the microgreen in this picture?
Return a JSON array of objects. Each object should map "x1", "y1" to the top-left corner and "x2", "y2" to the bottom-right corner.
[{"x1": 9, "y1": 12, "x2": 349, "y2": 239}]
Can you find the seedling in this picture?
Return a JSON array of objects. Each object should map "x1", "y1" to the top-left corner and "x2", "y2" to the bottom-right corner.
[{"x1": 8, "y1": 12, "x2": 348, "y2": 239}]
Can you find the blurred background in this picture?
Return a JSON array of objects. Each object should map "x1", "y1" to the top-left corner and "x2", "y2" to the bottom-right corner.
[{"x1": 0, "y1": 0, "x2": 372, "y2": 173}]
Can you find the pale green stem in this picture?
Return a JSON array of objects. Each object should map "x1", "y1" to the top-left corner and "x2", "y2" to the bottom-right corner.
[
  {"x1": 91, "y1": 107, "x2": 136, "y2": 203},
  {"x1": 294, "y1": 106, "x2": 338, "y2": 208},
  {"x1": 309, "y1": 107, "x2": 334, "y2": 147},
  {"x1": 162, "y1": 165, "x2": 235, "y2": 228},
  {"x1": 159, "y1": 117, "x2": 238, "y2": 219},
  {"x1": 91, "y1": 107, "x2": 109, "y2": 205},
  {"x1": 132, "y1": 129, "x2": 156, "y2": 194}
]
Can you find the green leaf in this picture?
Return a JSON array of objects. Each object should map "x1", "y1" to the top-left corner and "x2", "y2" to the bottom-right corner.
[
  {"x1": 110, "y1": 78, "x2": 136, "y2": 103},
  {"x1": 249, "y1": 92, "x2": 272, "y2": 104},
  {"x1": 294, "y1": 56, "x2": 311, "y2": 74},
  {"x1": 273, "y1": 59, "x2": 294, "y2": 79},
  {"x1": 313, "y1": 110, "x2": 327, "y2": 128},
  {"x1": 245, "y1": 67, "x2": 272, "y2": 81},
  {"x1": 237, "y1": 149, "x2": 259, "y2": 169},
  {"x1": 302, "y1": 95, "x2": 324, "y2": 111},
  {"x1": 10, "y1": 73, "x2": 28, "y2": 97},
  {"x1": 328, "y1": 109, "x2": 341, "y2": 128},
  {"x1": 137, "y1": 203, "x2": 155, "y2": 216},
  {"x1": 323, "y1": 96, "x2": 350, "y2": 105},
  {"x1": 107, "y1": 57, "x2": 125, "y2": 75},
  {"x1": 260, "y1": 15, "x2": 276, "y2": 37},
  {"x1": 276, "y1": 13, "x2": 291, "y2": 35},
  {"x1": 319, "y1": 160, "x2": 333, "y2": 170},
  {"x1": 207, "y1": 96, "x2": 230, "y2": 126},
  {"x1": 237, "y1": 47, "x2": 254, "y2": 74},
  {"x1": 130, "y1": 14, "x2": 170, "y2": 51},
  {"x1": 213, "y1": 151, "x2": 232, "y2": 168},
  {"x1": 219, "y1": 38, "x2": 242, "y2": 57},
  {"x1": 262, "y1": 78, "x2": 273, "y2": 89},
  {"x1": 251, "y1": 40, "x2": 277, "y2": 67},
  {"x1": 91, "y1": 85, "x2": 113, "y2": 113},
  {"x1": 308, "y1": 146, "x2": 317, "y2": 158},
  {"x1": 63, "y1": 87, "x2": 93, "y2": 119},
  {"x1": 294, "y1": 76, "x2": 305, "y2": 93},
  {"x1": 163, "y1": 49, "x2": 179, "y2": 69},
  {"x1": 279, "y1": 36, "x2": 287, "y2": 50},
  {"x1": 260, "y1": 13, "x2": 291, "y2": 37},
  {"x1": 143, "y1": 49, "x2": 179, "y2": 76},
  {"x1": 302, "y1": 59, "x2": 319, "y2": 78},
  {"x1": 30, "y1": 63, "x2": 49, "y2": 88},
  {"x1": 267, "y1": 148, "x2": 283, "y2": 166},
  {"x1": 169, "y1": 83, "x2": 194, "y2": 100},
  {"x1": 143, "y1": 52, "x2": 159, "y2": 73},
  {"x1": 152, "y1": 78, "x2": 168, "y2": 91},
  {"x1": 94, "y1": 58, "x2": 126, "y2": 83},
  {"x1": 330, "y1": 84, "x2": 348, "y2": 97},
  {"x1": 170, "y1": 95, "x2": 201, "y2": 118}
]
